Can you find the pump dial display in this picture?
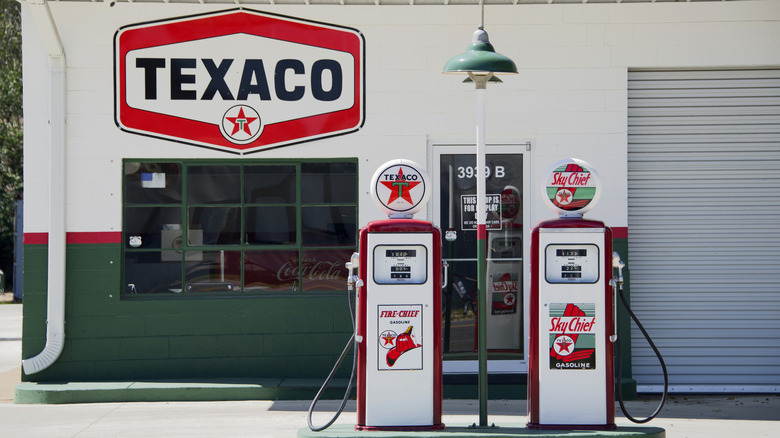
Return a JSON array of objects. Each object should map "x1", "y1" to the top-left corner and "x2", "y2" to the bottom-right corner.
[
  {"x1": 373, "y1": 245, "x2": 428, "y2": 284},
  {"x1": 545, "y1": 244, "x2": 600, "y2": 284}
]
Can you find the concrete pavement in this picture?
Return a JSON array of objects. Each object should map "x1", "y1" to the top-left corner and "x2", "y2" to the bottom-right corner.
[
  {"x1": 2, "y1": 302, "x2": 779, "y2": 437},
  {"x1": 0, "y1": 300, "x2": 21, "y2": 373},
  {"x1": 0, "y1": 397, "x2": 778, "y2": 438},
  {"x1": 0, "y1": 301, "x2": 22, "y2": 404}
]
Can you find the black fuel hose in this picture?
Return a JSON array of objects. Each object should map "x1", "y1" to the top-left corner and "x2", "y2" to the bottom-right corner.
[
  {"x1": 307, "y1": 284, "x2": 358, "y2": 432},
  {"x1": 615, "y1": 284, "x2": 668, "y2": 423}
]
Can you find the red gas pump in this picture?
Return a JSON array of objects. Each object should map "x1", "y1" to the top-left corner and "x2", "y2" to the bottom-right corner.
[
  {"x1": 307, "y1": 159, "x2": 444, "y2": 432},
  {"x1": 355, "y1": 159, "x2": 443, "y2": 430},
  {"x1": 526, "y1": 159, "x2": 616, "y2": 430},
  {"x1": 355, "y1": 218, "x2": 443, "y2": 430},
  {"x1": 527, "y1": 217, "x2": 616, "y2": 429},
  {"x1": 526, "y1": 158, "x2": 668, "y2": 430}
]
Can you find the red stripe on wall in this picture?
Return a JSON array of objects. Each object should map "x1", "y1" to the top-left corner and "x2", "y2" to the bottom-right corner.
[
  {"x1": 67, "y1": 232, "x2": 123, "y2": 244},
  {"x1": 23, "y1": 232, "x2": 48, "y2": 245},
  {"x1": 612, "y1": 227, "x2": 628, "y2": 239},
  {"x1": 24, "y1": 232, "x2": 123, "y2": 245},
  {"x1": 26, "y1": 229, "x2": 624, "y2": 244}
]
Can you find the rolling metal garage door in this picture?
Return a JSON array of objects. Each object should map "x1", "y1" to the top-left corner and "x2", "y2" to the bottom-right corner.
[{"x1": 627, "y1": 69, "x2": 780, "y2": 393}]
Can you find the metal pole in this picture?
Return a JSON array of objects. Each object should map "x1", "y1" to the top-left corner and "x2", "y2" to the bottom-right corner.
[
  {"x1": 475, "y1": 5, "x2": 490, "y2": 428},
  {"x1": 474, "y1": 78, "x2": 489, "y2": 427}
]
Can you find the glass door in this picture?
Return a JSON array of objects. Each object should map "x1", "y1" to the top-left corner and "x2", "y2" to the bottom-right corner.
[{"x1": 432, "y1": 144, "x2": 530, "y2": 374}]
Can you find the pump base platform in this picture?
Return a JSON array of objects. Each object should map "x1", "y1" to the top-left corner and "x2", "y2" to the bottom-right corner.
[{"x1": 298, "y1": 424, "x2": 664, "y2": 438}]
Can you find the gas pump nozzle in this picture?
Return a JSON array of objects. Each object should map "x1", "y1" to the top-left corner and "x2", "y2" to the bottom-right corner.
[
  {"x1": 345, "y1": 252, "x2": 363, "y2": 343},
  {"x1": 609, "y1": 252, "x2": 625, "y2": 343},
  {"x1": 612, "y1": 252, "x2": 625, "y2": 285},
  {"x1": 346, "y1": 252, "x2": 363, "y2": 291}
]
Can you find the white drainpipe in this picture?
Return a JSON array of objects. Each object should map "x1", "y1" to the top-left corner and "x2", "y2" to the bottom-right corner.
[{"x1": 22, "y1": 0, "x2": 67, "y2": 375}]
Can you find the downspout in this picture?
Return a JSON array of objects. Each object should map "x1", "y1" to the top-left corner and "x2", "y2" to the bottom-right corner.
[{"x1": 22, "y1": 0, "x2": 67, "y2": 375}]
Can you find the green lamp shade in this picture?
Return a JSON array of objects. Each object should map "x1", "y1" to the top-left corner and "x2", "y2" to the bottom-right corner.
[{"x1": 443, "y1": 26, "x2": 518, "y2": 75}]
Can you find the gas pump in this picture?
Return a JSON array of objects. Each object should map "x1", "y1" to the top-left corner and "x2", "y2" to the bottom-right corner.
[
  {"x1": 356, "y1": 218, "x2": 443, "y2": 430},
  {"x1": 527, "y1": 158, "x2": 614, "y2": 429},
  {"x1": 356, "y1": 159, "x2": 444, "y2": 430},
  {"x1": 527, "y1": 158, "x2": 667, "y2": 430},
  {"x1": 308, "y1": 159, "x2": 444, "y2": 432}
]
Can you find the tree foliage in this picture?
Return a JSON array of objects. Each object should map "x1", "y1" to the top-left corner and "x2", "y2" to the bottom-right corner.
[{"x1": 0, "y1": 0, "x2": 22, "y2": 289}]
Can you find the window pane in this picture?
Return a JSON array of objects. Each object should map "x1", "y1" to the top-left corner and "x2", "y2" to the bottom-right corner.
[
  {"x1": 245, "y1": 206, "x2": 296, "y2": 245},
  {"x1": 124, "y1": 162, "x2": 182, "y2": 204},
  {"x1": 301, "y1": 249, "x2": 352, "y2": 291},
  {"x1": 124, "y1": 160, "x2": 360, "y2": 297},
  {"x1": 439, "y1": 153, "x2": 524, "y2": 260},
  {"x1": 189, "y1": 206, "x2": 241, "y2": 245},
  {"x1": 302, "y1": 205, "x2": 357, "y2": 246},
  {"x1": 125, "y1": 252, "x2": 182, "y2": 294},
  {"x1": 184, "y1": 250, "x2": 241, "y2": 292},
  {"x1": 442, "y1": 260, "x2": 478, "y2": 353},
  {"x1": 244, "y1": 165, "x2": 296, "y2": 204},
  {"x1": 302, "y1": 162, "x2": 357, "y2": 204},
  {"x1": 244, "y1": 250, "x2": 299, "y2": 292},
  {"x1": 125, "y1": 206, "x2": 182, "y2": 249},
  {"x1": 187, "y1": 165, "x2": 240, "y2": 204}
]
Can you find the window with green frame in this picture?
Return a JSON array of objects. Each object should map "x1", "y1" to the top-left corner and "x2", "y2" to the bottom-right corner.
[{"x1": 122, "y1": 159, "x2": 358, "y2": 295}]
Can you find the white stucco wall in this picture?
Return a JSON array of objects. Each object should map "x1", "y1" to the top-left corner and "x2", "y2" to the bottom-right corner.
[{"x1": 22, "y1": 1, "x2": 780, "y2": 234}]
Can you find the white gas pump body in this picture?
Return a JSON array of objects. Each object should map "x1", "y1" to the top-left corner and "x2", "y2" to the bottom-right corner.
[
  {"x1": 527, "y1": 218, "x2": 615, "y2": 430},
  {"x1": 356, "y1": 219, "x2": 443, "y2": 431}
]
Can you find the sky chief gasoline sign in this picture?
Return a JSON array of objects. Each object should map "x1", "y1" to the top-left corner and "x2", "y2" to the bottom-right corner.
[{"x1": 115, "y1": 9, "x2": 365, "y2": 154}]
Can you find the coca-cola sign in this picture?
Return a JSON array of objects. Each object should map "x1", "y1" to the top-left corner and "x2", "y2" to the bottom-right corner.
[
  {"x1": 244, "y1": 249, "x2": 350, "y2": 291},
  {"x1": 277, "y1": 255, "x2": 345, "y2": 291},
  {"x1": 115, "y1": 9, "x2": 365, "y2": 154}
]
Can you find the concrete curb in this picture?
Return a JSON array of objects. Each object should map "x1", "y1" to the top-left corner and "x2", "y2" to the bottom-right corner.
[{"x1": 296, "y1": 424, "x2": 666, "y2": 438}]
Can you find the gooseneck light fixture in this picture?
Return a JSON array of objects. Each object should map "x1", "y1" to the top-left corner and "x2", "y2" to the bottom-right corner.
[{"x1": 443, "y1": 6, "x2": 517, "y2": 429}]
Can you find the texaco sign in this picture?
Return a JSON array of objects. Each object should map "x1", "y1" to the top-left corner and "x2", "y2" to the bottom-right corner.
[{"x1": 115, "y1": 9, "x2": 365, "y2": 154}]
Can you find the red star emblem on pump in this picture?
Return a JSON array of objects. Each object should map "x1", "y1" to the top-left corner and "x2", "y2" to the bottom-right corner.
[
  {"x1": 557, "y1": 189, "x2": 572, "y2": 204},
  {"x1": 380, "y1": 168, "x2": 421, "y2": 205},
  {"x1": 379, "y1": 330, "x2": 397, "y2": 350},
  {"x1": 381, "y1": 333, "x2": 396, "y2": 346},
  {"x1": 556, "y1": 337, "x2": 573, "y2": 354}
]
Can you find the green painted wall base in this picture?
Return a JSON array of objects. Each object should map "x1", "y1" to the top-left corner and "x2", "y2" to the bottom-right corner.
[
  {"x1": 619, "y1": 378, "x2": 638, "y2": 401},
  {"x1": 15, "y1": 378, "x2": 353, "y2": 404},
  {"x1": 15, "y1": 378, "x2": 638, "y2": 405}
]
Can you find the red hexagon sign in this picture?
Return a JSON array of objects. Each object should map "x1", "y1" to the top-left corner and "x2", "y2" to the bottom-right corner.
[{"x1": 115, "y1": 9, "x2": 365, "y2": 154}]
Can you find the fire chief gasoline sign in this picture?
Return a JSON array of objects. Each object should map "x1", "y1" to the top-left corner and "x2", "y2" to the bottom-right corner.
[{"x1": 115, "y1": 9, "x2": 365, "y2": 154}]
